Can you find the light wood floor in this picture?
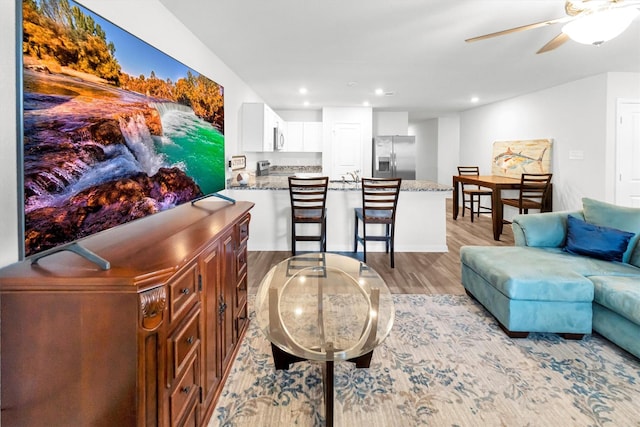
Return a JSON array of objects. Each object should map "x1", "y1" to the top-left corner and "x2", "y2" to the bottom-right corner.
[{"x1": 247, "y1": 199, "x2": 514, "y2": 295}]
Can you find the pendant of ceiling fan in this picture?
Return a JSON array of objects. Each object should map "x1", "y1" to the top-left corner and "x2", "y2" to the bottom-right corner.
[{"x1": 465, "y1": 0, "x2": 640, "y2": 54}]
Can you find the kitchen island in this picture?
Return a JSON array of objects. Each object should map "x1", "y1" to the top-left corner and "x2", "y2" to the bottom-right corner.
[{"x1": 222, "y1": 176, "x2": 452, "y2": 253}]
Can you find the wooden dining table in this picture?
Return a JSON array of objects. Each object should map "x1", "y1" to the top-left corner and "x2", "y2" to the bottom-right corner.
[{"x1": 452, "y1": 174, "x2": 552, "y2": 240}]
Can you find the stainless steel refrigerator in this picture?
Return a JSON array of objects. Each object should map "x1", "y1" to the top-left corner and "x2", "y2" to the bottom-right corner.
[{"x1": 372, "y1": 136, "x2": 416, "y2": 179}]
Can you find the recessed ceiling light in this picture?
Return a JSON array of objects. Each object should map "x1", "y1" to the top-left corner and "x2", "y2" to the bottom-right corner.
[
  {"x1": 471, "y1": 96, "x2": 480, "y2": 103},
  {"x1": 375, "y1": 88, "x2": 384, "y2": 96},
  {"x1": 299, "y1": 87, "x2": 308, "y2": 95},
  {"x1": 303, "y1": 101, "x2": 310, "y2": 106},
  {"x1": 363, "y1": 101, "x2": 370, "y2": 107}
]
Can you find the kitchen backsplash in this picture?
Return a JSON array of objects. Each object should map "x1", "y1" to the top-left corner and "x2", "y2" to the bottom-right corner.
[
  {"x1": 269, "y1": 165, "x2": 322, "y2": 175},
  {"x1": 228, "y1": 164, "x2": 323, "y2": 187}
]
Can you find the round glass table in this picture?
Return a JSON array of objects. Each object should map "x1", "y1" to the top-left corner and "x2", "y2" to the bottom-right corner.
[{"x1": 255, "y1": 253, "x2": 394, "y2": 426}]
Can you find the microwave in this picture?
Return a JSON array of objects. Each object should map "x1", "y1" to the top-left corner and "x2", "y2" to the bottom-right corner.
[{"x1": 273, "y1": 126, "x2": 285, "y2": 151}]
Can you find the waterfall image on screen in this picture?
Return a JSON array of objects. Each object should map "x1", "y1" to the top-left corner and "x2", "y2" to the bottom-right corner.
[{"x1": 21, "y1": 0, "x2": 225, "y2": 257}]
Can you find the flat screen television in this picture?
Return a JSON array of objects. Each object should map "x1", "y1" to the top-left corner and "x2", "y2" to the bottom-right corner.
[{"x1": 20, "y1": 0, "x2": 226, "y2": 267}]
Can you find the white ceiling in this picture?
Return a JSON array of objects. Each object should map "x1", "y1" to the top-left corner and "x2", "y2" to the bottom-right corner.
[{"x1": 159, "y1": 0, "x2": 640, "y2": 121}]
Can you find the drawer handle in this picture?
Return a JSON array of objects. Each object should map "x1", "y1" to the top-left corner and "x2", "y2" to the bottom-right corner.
[
  {"x1": 181, "y1": 386, "x2": 191, "y2": 394},
  {"x1": 186, "y1": 336, "x2": 195, "y2": 345},
  {"x1": 181, "y1": 288, "x2": 190, "y2": 295}
]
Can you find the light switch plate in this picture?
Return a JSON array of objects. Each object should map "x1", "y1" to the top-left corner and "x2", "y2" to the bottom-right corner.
[{"x1": 569, "y1": 150, "x2": 584, "y2": 160}]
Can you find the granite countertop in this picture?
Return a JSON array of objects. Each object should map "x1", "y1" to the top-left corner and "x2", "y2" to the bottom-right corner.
[{"x1": 228, "y1": 175, "x2": 452, "y2": 192}]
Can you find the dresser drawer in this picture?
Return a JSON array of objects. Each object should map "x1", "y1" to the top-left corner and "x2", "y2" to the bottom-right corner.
[
  {"x1": 237, "y1": 214, "x2": 250, "y2": 245},
  {"x1": 235, "y1": 300, "x2": 248, "y2": 340},
  {"x1": 168, "y1": 263, "x2": 199, "y2": 325},
  {"x1": 168, "y1": 305, "x2": 201, "y2": 384},
  {"x1": 236, "y1": 243, "x2": 247, "y2": 279},
  {"x1": 170, "y1": 352, "x2": 199, "y2": 427},
  {"x1": 175, "y1": 396, "x2": 198, "y2": 427},
  {"x1": 235, "y1": 272, "x2": 247, "y2": 308}
]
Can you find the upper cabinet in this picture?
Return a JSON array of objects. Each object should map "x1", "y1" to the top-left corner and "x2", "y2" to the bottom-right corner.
[
  {"x1": 242, "y1": 103, "x2": 289, "y2": 152},
  {"x1": 303, "y1": 122, "x2": 323, "y2": 152},
  {"x1": 241, "y1": 103, "x2": 275, "y2": 152},
  {"x1": 242, "y1": 103, "x2": 322, "y2": 153},
  {"x1": 284, "y1": 121, "x2": 323, "y2": 152},
  {"x1": 286, "y1": 122, "x2": 304, "y2": 151}
]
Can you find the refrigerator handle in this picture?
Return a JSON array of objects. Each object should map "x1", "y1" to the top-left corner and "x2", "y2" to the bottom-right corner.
[{"x1": 392, "y1": 152, "x2": 396, "y2": 176}]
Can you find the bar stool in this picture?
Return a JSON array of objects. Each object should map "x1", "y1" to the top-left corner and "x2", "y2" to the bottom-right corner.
[
  {"x1": 457, "y1": 166, "x2": 492, "y2": 222},
  {"x1": 288, "y1": 176, "x2": 329, "y2": 255},
  {"x1": 354, "y1": 177, "x2": 402, "y2": 268}
]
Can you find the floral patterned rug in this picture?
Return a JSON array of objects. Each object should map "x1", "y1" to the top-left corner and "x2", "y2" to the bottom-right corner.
[{"x1": 211, "y1": 295, "x2": 640, "y2": 427}]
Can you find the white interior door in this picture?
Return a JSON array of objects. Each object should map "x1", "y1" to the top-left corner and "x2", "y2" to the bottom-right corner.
[
  {"x1": 615, "y1": 100, "x2": 640, "y2": 207},
  {"x1": 331, "y1": 123, "x2": 362, "y2": 180}
]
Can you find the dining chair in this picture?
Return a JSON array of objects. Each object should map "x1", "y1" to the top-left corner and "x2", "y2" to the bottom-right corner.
[
  {"x1": 354, "y1": 177, "x2": 402, "y2": 268},
  {"x1": 457, "y1": 166, "x2": 493, "y2": 222},
  {"x1": 501, "y1": 173, "x2": 553, "y2": 217},
  {"x1": 288, "y1": 176, "x2": 329, "y2": 255}
]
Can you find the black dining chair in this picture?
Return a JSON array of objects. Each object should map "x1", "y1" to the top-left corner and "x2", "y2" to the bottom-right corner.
[
  {"x1": 457, "y1": 166, "x2": 493, "y2": 222},
  {"x1": 501, "y1": 173, "x2": 553, "y2": 217},
  {"x1": 288, "y1": 176, "x2": 329, "y2": 255},
  {"x1": 354, "y1": 177, "x2": 402, "y2": 268}
]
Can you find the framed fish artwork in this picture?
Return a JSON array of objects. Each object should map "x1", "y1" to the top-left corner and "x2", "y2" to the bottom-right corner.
[{"x1": 491, "y1": 139, "x2": 552, "y2": 178}]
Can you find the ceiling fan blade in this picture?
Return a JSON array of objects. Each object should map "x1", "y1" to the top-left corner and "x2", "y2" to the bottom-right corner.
[
  {"x1": 466, "y1": 16, "x2": 574, "y2": 43},
  {"x1": 536, "y1": 32, "x2": 571, "y2": 53}
]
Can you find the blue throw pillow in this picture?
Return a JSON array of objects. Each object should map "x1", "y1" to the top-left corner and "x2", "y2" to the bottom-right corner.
[
  {"x1": 582, "y1": 198, "x2": 640, "y2": 264},
  {"x1": 564, "y1": 215, "x2": 635, "y2": 262}
]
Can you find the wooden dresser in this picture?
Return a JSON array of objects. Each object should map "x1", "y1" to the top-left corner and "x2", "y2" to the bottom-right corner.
[{"x1": 0, "y1": 200, "x2": 253, "y2": 427}]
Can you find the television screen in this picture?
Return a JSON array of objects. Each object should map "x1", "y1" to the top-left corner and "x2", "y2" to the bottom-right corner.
[{"x1": 21, "y1": 0, "x2": 226, "y2": 258}]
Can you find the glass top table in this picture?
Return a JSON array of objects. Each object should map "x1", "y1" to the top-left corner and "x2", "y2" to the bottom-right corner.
[{"x1": 255, "y1": 253, "x2": 395, "y2": 427}]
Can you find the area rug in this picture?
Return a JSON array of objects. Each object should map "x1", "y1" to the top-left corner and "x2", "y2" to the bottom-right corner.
[{"x1": 211, "y1": 295, "x2": 640, "y2": 427}]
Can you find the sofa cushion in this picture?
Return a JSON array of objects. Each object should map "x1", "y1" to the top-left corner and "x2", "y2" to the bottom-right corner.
[
  {"x1": 460, "y1": 246, "x2": 597, "y2": 302},
  {"x1": 564, "y1": 215, "x2": 635, "y2": 262},
  {"x1": 591, "y1": 276, "x2": 640, "y2": 326},
  {"x1": 513, "y1": 211, "x2": 582, "y2": 248},
  {"x1": 582, "y1": 198, "x2": 640, "y2": 266},
  {"x1": 461, "y1": 246, "x2": 640, "y2": 302}
]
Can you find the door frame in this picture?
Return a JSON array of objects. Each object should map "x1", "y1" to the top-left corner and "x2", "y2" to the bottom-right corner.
[{"x1": 615, "y1": 98, "x2": 640, "y2": 206}]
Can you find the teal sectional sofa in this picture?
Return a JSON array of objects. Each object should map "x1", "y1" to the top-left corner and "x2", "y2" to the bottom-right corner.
[{"x1": 461, "y1": 198, "x2": 640, "y2": 359}]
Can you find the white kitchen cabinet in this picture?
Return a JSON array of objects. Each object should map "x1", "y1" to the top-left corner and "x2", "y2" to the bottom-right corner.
[
  {"x1": 285, "y1": 122, "x2": 304, "y2": 152},
  {"x1": 284, "y1": 121, "x2": 323, "y2": 152},
  {"x1": 241, "y1": 103, "x2": 275, "y2": 152},
  {"x1": 303, "y1": 122, "x2": 323, "y2": 152}
]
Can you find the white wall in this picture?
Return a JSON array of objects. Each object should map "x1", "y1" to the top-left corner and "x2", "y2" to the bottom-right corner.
[
  {"x1": 0, "y1": 0, "x2": 264, "y2": 268},
  {"x1": 460, "y1": 73, "x2": 613, "y2": 215},
  {"x1": 373, "y1": 111, "x2": 409, "y2": 135},
  {"x1": 409, "y1": 119, "x2": 438, "y2": 181},
  {"x1": 437, "y1": 116, "x2": 461, "y2": 186},
  {"x1": 456, "y1": 71, "x2": 640, "y2": 219},
  {"x1": 409, "y1": 116, "x2": 461, "y2": 185},
  {"x1": 0, "y1": 0, "x2": 19, "y2": 267},
  {"x1": 277, "y1": 109, "x2": 322, "y2": 122}
]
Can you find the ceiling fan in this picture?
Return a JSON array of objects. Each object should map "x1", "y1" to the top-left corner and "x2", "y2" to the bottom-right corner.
[{"x1": 466, "y1": 0, "x2": 640, "y2": 54}]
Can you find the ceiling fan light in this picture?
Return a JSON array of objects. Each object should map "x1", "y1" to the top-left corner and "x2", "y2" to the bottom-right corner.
[{"x1": 562, "y1": 7, "x2": 639, "y2": 45}]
